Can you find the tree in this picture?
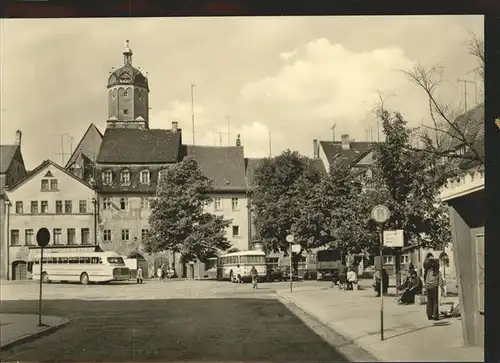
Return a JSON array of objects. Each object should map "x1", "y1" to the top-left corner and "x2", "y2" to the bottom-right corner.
[
  {"x1": 145, "y1": 157, "x2": 232, "y2": 263},
  {"x1": 292, "y1": 161, "x2": 378, "y2": 255},
  {"x1": 401, "y1": 32, "x2": 484, "y2": 166},
  {"x1": 251, "y1": 150, "x2": 323, "y2": 255}
]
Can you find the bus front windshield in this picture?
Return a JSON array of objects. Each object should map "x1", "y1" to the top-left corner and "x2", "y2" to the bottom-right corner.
[{"x1": 107, "y1": 257, "x2": 125, "y2": 265}]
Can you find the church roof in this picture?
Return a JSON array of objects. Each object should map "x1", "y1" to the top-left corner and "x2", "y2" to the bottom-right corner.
[
  {"x1": 107, "y1": 41, "x2": 149, "y2": 91},
  {"x1": 319, "y1": 140, "x2": 377, "y2": 167},
  {"x1": 186, "y1": 146, "x2": 247, "y2": 192},
  {"x1": 97, "y1": 128, "x2": 182, "y2": 164},
  {"x1": 0, "y1": 145, "x2": 19, "y2": 174}
]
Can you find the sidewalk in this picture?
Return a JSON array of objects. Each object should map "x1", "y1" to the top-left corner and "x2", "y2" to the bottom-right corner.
[
  {"x1": 277, "y1": 285, "x2": 483, "y2": 362},
  {"x1": 1, "y1": 314, "x2": 69, "y2": 351}
]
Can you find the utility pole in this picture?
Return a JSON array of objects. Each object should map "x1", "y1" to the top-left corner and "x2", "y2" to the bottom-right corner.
[
  {"x1": 457, "y1": 78, "x2": 476, "y2": 112},
  {"x1": 191, "y1": 84, "x2": 196, "y2": 145},
  {"x1": 226, "y1": 115, "x2": 231, "y2": 145},
  {"x1": 331, "y1": 123, "x2": 336, "y2": 142},
  {"x1": 219, "y1": 133, "x2": 223, "y2": 146},
  {"x1": 54, "y1": 133, "x2": 73, "y2": 166}
]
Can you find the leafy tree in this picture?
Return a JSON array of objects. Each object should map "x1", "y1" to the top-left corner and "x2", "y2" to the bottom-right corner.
[
  {"x1": 293, "y1": 161, "x2": 378, "y2": 255},
  {"x1": 251, "y1": 150, "x2": 323, "y2": 256},
  {"x1": 145, "y1": 157, "x2": 232, "y2": 263}
]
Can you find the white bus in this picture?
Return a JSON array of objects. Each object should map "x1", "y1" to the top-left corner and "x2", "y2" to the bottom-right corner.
[
  {"x1": 217, "y1": 250, "x2": 267, "y2": 282},
  {"x1": 31, "y1": 251, "x2": 130, "y2": 285}
]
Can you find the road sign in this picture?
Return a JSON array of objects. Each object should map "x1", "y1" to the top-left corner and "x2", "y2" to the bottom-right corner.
[
  {"x1": 291, "y1": 244, "x2": 301, "y2": 253},
  {"x1": 286, "y1": 234, "x2": 294, "y2": 243},
  {"x1": 36, "y1": 228, "x2": 50, "y2": 248},
  {"x1": 371, "y1": 205, "x2": 390, "y2": 224},
  {"x1": 383, "y1": 230, "x2": 404, "y2": 247}
]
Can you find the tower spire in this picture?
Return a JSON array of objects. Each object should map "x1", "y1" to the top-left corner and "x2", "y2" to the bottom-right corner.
[{"x1": 123, "y1": 40, "x2": 133, "y2": 65}]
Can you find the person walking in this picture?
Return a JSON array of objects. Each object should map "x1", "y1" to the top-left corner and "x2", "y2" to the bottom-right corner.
[
  {"x1": 234, "y1": 264, "x2": 243, "y2": 283},
  {"x1": 250, "y1": 265, "x2": 259, "y2": 289},
  {"x1": 425, "y1": 259, "x2": 445, "y2": 320},
  {"x1": 136, "y1": 266, "x2": 143, "y2": 284},
  {"x1": 157, "y1": 265, "x2": 163, "y2": 282}
]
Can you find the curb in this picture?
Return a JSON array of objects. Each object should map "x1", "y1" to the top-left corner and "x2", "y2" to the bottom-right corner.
[
  {"x1": 1, "y1": 318, "x2": 70, "y2": 351},
  {"x1": 277, "y1": 291, "x2": 383, "y2": 361}
]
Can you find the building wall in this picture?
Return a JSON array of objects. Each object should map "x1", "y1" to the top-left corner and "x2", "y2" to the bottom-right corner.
[
  {"x1": 5, "y1": 163, "x2": 96, "y2": 279},
  {"x1": 0, "y1": 200, "x2": 6, "y2": 279}
]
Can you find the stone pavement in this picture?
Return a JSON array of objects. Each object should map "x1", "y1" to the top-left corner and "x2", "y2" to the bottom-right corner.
[
  {"x1": 277, "y1": 284, "x2": 484, "y2": 362},
  {"x1": 0, "y1": 314, "x2": 69, "y2": 351}
]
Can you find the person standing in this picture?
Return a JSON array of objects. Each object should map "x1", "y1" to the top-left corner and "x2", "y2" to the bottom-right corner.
[
  {"x1": 235, "y1": 264, "x2": 243, "y2": 283},
  {"x1": 136, "y1": 266, "x2": 143, "y2": 284},
  {"x1": 250, "y1": 265, "x2": 259, "y2": 289},
  {"x1": 157, "y1": 265, "x2": 163, "y2": 282},
  {"x1": 347, "y1": 267, "x2": 358, "y2": 290},
  {"x1": 425, "y1": 259, "x2": 445, "y2": 320}
]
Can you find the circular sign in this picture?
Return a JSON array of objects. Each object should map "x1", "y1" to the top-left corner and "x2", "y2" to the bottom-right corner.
[
  {"x1": 371, "y1": 205, "x2": 390, "y2": 223},
  {"x1": 286, "y1": 234, "x2": 294, "y2": 243},
  {"x1": 36, "y1": 228, "x2": 50, "y2": 248}
]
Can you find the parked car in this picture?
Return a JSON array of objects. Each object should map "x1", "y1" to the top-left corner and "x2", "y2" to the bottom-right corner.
[
  {"x1": 317, "y1": 270, "x2": 337, "y2": 281},
  {"x1": 281, "y1": 267, "x2": 300, "y2": 281},
  {"x1": 303, "y1": 270, "x2": 318, "y2": 280},
  {"x1": 267, "y1": 268, "x2": 284, "y2": 282}
]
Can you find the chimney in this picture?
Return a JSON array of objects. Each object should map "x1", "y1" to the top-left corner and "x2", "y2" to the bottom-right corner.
[
  {"x1": 15, "y1": 130, "x2": 22, "y2": 145},
  {"x1": 313, "y1": 139, "x2": 319, "y2": 158},
  {"x1": 171, "y1": 121, "x2": 178, "y2": 132},
  {"x1": 341, "y1": 134, "x2": 350, "y2": 150},
  {"x1": 236, "y1": 134, "x2": 241, "y2": 147}
]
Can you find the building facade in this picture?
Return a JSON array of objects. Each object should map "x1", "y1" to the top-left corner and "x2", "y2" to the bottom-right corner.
[
  {"x1": 4, "y1": 160, "x2": 97, "y2": 280},
  {"x1": 1, "y1": 130, "x2": 28, "y2": 280}
]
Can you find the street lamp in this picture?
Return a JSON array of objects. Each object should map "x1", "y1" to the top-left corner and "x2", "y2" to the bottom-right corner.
[
  {"x1": 5, "y1": 200, "x2": 11, "y2": 280},
  {"x1": 286, "y1": 234, "x2": 294, "y2": 293}
]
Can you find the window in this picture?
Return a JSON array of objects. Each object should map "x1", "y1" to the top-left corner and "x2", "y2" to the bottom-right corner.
[
  {"x1": 56, "y1": 201, "x2": 63, "y2": 214},
  {"x1": 10, "y1": 230, "x2": 20, "y2": 246},
  {"x1": 104, "y1": 229, "x2": 112, "y2": 241},
  {"x1": 41, "y1": 179, "x2": 49, "y2": 190},
  {"x1": 267, "y1": 257, "x2": 279, "y2": 270},
  {"x1": 400, "y1": 254, "x2": 410, "y2": 265},
  {"x1": 214, "y1": 197, "x2": 222, "y2": 211},
  {"x1": 67, "y1": 229, "x2": 76, "y2": 245},
  {"x1": 123, "y1": 109, "x2": 129, "y2": 115},
  {"x1": 53, "y1": 229, "x2": 62, "y2": 245},
  {"x1": 231, "y1": 198, "x2": 239, "y2": 211},
  {"x1": 140, "y1": 170, "x2": 150, "y2": 184},
  {"x1": 102, "y1": 197, "x2": 111, "y2": 210},
  {"x1": 31, "y1": 201, "x2": 38, "y2": 214},
  {"x1": 232, "y1": 225, "x2": 240, "y2": 237},
  {"x1": 81, "y1": 228, "x2": 90, "y2": 245},
  {"x1": 121, "y1": 229, "x2": 130, "y2": 241},
  {"x1": 141, "y1": 229, "x2": 149, "y2": 240},
  {"x1": 383, "y1": 255, "x2": 395, "y2": 265},
  {"x1": 120, "y1": 170, "x2": 130, "y2": 185},
  {"x1": 65, "y1": 200, "x2": 72, "y2": 213},
  {"x1": 140, "y1": 197, "x2": 150, "y2": 209},
  {"x1": 41, "y1": 201, "x2": 49, "y2": 214},
  {"x1": 120, "y1": 197, "x2": 128, "y2": 210},
  {"x1": 50, "y1": 179, "x2": 58, "y2": 190},
  {"x1": 25, "y1": 229, "x2": 34, "y2": 245},
  {"x1": 79, "y1": 200, "x2": 87, "y2": 213},
  {"x1": 102, "y1": 171, "x2": 113, "y2": 185},
  {"x1": 124, "y1": 90, "x2": 128, "y2": 97},
  {"x1": 15, "y1": 201, "x2": 23, "y2": 214}
]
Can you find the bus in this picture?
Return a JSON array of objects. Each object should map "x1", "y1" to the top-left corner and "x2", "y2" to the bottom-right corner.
[
  {"x1": 316, "y1": 248, "x2": 342, "y2": 281},
  {"x1": 31, "y1": 251, "x2": 130, "y2": 285},
  {"x1": 217, "y1": 250, "x2": 267, "y2": 282}
]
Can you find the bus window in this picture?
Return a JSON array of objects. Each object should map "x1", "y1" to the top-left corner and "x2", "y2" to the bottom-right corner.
[
  {"x1": 91, "y1": 257, "x2": 99, "y2": 264},
  {"x1": 107, "y1": 257, "x2": 124, "y2": 264},
  {"x1": 84, "y1": 257, "x2": 91, "y2": 264},
  {"x1": 79, "y1": 257, "x2": 85, "y2": 264},
  {"x1": 69, "y1": 257, "x2": 79, "y2": 264},
  {"x1": 50, "y1": 257, "x2": 57, "y2": 264},
  {"x1": 240, "y1": 256, "x2": 248, "y2": 264},
  {"x1": 58, "y1": 257, "x2": 69, "y2": 264}
]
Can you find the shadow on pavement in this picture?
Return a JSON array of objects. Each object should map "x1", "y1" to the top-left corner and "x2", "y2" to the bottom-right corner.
[
  {"x1": 385, "y1": 321, "x2": 451, "y2": 341},
  {"x1": 1, "y1": 298, "x2": 351, "y2": 362}
]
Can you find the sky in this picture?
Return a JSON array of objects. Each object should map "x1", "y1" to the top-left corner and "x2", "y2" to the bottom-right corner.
[{"x1": 0, "y1": 16, "x2": 483, "y2": 170}]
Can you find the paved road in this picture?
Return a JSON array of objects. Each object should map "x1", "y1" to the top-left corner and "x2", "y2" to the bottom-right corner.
[{"x1": 0, "y1": 280, "x2": 375, "y2": 362}]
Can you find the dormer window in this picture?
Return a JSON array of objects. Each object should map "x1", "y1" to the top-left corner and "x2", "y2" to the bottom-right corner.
[
  {"x1": 140, "y1": 170, "x2": 150, "y2": 184},
  {"x1": 120, "y1": 170, "x2": 130, "y2": 185},
  {"x1": 102, "y1": 170, "x2": 113, "y2": 185}
]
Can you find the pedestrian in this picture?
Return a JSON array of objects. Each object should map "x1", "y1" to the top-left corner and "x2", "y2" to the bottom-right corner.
[
  {"x1": 157, "y1": 265, "x2": 163, "y2": 282},
  {"x1": 347, "y1": 267, "x2": 358, "y2": 290},
  {"x1": 136, "y1": 266, "x2": 143, "y2": 284},
  {"x1": 235, "y1": 264, "x2": 243, "y2": 283},
  {"x1": 337, "y1": 262, "x2": 348, "y2": 290},
  {"x1": 250, "y1": 265, "x2": 259, "y2": 289},
  {"x1": 424, "y1": 259, "x2": 445, "y2": 321}
]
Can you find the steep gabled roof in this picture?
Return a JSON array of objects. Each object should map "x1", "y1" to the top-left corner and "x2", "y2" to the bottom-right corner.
[
  {"x1": 186, "y1": 146, "x2": 246, "y2": 191},
  {"x1": 319, "y1": 140, "x2": 377, "y2": 167},
  {"x1": 97, "y1": 128, "x2": 182, "y2": 164},
  {"x1": 6, "y1": 159, "x2": 95, "y2": 192},
  {"x1": 0, "y1": 145, "x2": 20, "y2": 174},
  {"x1": 65, "y1": 123, "x2": 104, "y2": 169}
]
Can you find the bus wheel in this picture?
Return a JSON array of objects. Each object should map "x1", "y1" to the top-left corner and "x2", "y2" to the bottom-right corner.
[
  {"x1": 41, "y1": 272, "x2": 50, "y2": 283},
  {"x1": 80, "y1": 272, "x2": 89, "y2": 285}
]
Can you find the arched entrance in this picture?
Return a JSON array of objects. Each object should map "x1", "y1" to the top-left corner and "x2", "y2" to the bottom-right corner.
[
  {"x1": 127, "y1": 252, "x2": 148, "y2": 279},
  {"x1": 12, "y1": 261, "x2": 28, "y2": 280}
]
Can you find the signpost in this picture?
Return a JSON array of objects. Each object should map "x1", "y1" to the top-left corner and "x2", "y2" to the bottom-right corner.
[
  {"x1": 36, "y1": 228, "x2": 50, "y2": 327},
  {"x1": 286, "y1": 234, "x2": 294, "y2": 293},
  {"x1": 383, "y1": 230, "x2": 404, "y2": 248},
  {"x1": 370, "y1": 205, "x2": 390, "y2": 341}
]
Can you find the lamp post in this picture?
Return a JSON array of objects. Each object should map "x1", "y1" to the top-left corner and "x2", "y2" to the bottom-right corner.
[
  {"x1": 5, "y1": 200, "x2": 11, "y2": 280},
  {"x1": 286, "y1": 234, "x2": 294, "y2": 293}
]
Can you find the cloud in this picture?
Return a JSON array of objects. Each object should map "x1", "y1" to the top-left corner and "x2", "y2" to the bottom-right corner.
[{"x1": 239, "y1": 38, "x2": 417, "y2": 145}]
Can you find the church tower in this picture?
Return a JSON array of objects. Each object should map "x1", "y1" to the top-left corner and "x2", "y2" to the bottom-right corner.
[{"x1": 106, "y1": 40, "x2": 150, "y2": 129}]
